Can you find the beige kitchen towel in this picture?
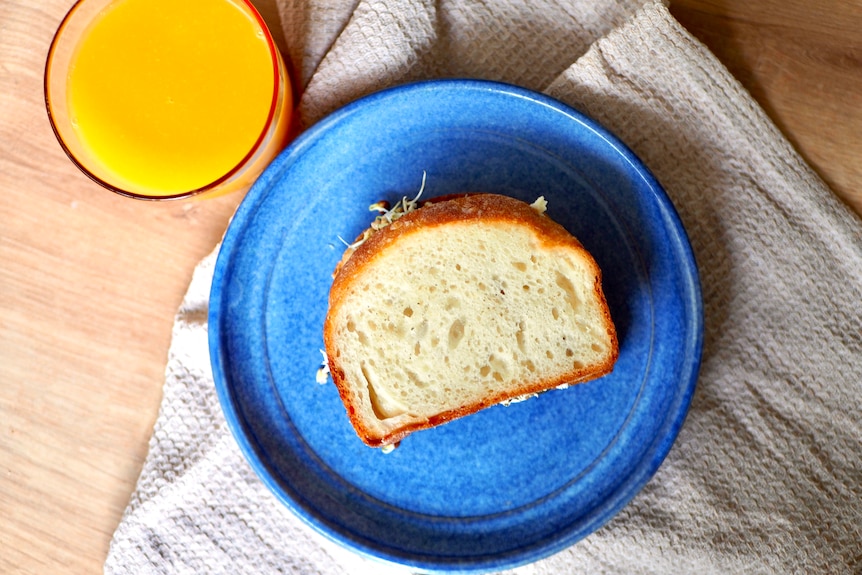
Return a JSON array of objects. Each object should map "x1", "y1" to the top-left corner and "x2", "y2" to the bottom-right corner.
[{"x1": 104, "y1": 1, "x2": 862, "y2": 574}]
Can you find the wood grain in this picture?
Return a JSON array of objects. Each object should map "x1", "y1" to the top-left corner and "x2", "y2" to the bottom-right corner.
[
  {"x1": 0, "y1": 0, "x2": 859, "y2": 573},
  {"x1": 0, "y1": 2, "x2": 245, "y2": 572},
  {"x1": 670, "y1": 0, "x2": 862, "y2": 214}
]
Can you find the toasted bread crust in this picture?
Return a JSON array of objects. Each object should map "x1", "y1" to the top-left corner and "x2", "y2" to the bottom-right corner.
[{"x1": 324, "y1": 193, "x2": 619, "y2": 447}]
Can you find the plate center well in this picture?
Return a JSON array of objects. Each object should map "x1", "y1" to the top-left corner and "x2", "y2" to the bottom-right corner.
[{"x1": 259, "y1": 132, "x2": 653, "y2": 517}]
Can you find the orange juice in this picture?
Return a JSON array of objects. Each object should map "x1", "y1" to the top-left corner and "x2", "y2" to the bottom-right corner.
[{"x1": 62, "y1": 0, "x2": 291, "y2": 197}]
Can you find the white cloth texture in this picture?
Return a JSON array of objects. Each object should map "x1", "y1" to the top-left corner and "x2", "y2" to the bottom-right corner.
[{"x1": 104, "y1": 1, "x2": 862, "y2": 574}]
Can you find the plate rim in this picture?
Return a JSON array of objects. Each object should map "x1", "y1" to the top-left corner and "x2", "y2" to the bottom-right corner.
[{"x1": 209, "y1": 78, "x2": 704, "y2": 573}]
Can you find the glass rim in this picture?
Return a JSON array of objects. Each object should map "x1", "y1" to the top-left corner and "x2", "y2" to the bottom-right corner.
[{"x1": 44, "y1": 0, "x2": 284, "y2": 201}]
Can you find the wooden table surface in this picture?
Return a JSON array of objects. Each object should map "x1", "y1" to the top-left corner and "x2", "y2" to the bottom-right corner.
[{"x1": 1, "y1": 1, "x2": 860, "y2": 572}]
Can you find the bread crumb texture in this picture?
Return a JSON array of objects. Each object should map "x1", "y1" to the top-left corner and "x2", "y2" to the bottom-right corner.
[{"x1": 324, "y1": 194, "x2": 617, "y2": 445}]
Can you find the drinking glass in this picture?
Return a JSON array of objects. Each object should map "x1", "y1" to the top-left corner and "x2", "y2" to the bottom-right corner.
[{"x1": 45, "y1": 0, "x2": 293, "y2": 200}]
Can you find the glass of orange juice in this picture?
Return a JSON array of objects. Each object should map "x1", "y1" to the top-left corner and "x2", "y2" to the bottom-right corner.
[{"x1": 45, "y1": 0, "x2": 293, "y2": 200}]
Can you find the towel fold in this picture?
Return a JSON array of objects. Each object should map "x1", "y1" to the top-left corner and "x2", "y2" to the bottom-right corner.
[{"x1": 105, "y1": 1, "x2": 862, "y2": 573}]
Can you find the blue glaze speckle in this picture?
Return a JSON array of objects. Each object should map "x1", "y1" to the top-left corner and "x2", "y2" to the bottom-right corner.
[{"x1": 209, "y1": 79, "x2": 703, "y2": 573}]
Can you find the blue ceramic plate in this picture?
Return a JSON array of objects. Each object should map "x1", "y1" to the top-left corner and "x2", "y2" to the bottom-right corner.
[{"x1": 209, "y1": 80, "x2": 703, "y2": 573}]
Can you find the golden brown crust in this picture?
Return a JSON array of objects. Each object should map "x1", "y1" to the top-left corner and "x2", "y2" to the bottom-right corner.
[{"x1": 324, "y1": 193, "x2": 619, "y2": 447}]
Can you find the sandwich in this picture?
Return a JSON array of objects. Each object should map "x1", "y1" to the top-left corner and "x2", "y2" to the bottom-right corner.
[{"x1": 323, "y1": 190, "x2": 618, "y2": 447}]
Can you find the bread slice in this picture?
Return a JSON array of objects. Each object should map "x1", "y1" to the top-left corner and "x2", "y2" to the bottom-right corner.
[{"x1": 323, "y1": 193, "x2": 618, "y2": 447}]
